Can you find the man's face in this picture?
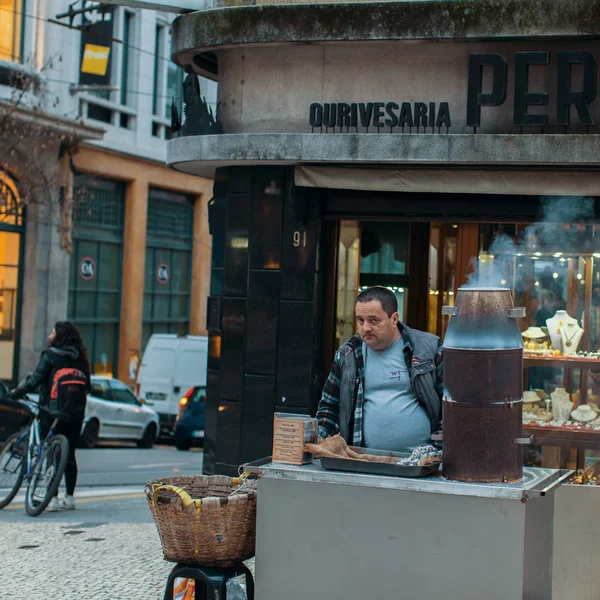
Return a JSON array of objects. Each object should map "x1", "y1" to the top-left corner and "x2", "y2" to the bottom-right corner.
[{"x1": 355, "y1": 300, "x2": 399, "y2": 351}]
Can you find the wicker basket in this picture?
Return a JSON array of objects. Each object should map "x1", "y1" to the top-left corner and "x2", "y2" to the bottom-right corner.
[{"x1": 145, "y1": 475, "x2": 258, "y2": 568}]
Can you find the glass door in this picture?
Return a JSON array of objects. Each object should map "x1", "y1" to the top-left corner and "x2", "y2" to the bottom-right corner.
[{"x1": 332, "y1": 220, "x2": 413, "y2": 351}]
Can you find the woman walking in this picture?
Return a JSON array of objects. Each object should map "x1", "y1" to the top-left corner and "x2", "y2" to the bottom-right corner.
[{"x1": 10, "y1": 321, "x2": 91, "y2": 511}]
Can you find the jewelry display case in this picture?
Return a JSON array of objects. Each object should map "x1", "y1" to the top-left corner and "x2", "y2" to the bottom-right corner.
[{"x1": 478, "y1": 223, "x2": 600, "y2": 472}]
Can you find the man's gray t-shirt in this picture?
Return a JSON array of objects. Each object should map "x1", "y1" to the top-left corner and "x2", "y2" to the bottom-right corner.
[{"x1": 362, "y1": 338, "x2": 431, "y2": 452}]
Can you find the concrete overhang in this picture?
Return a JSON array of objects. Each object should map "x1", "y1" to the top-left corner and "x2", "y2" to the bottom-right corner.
[
  {"x1": 172, "y1": 0, "x2": 600, "y2": 65},
  {"x1": 167, "y1": 133, "x2": 600, "y2": 179}
]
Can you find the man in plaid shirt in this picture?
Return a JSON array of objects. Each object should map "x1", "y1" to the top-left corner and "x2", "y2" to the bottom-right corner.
[{"x1": 317, "y1": 287, "x2": 443, "y2": 450}]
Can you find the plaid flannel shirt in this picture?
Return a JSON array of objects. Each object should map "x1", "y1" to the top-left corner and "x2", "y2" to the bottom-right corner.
[{"x1": 317, "y1": 326, "x2": 443, "y2": 447}]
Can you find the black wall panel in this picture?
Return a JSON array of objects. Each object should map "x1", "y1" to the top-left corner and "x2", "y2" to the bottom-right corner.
[
  {"x1": 215, "y1": 400, "x2": 242, "y2": 474},
  {"x1": 220, "y1": 297, "x2": 246, "y2": 401},
  {"x1": 281, "y1": 186, "x2": 320, "y2": 301},
  {"x1": 224, "y1": 194, "x2": 251, "y2": 296},
  {"x1": 250, "y1": 168, "x2": 284, "y2": 270},
  {"x1": 276, "y1": 300, "x2": 316, "y2": 410},
  {"x1": 241, "y1": 374, "x2": 276, "y2": 461},
  {"x1": 246, "y1": 270, "x2": 280, "y2": 375},
  {"x1": 203, "y1": 370, "x2": 220, "y2": 475}
]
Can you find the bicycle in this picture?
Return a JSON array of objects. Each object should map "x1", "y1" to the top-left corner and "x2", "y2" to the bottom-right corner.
[{"x1": 0, "y1": 397, "x2": 69, "y2": 516}]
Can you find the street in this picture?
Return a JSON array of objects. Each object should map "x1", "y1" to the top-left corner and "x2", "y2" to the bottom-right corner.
[
  {"x1": 0, "y1": 443, "x2": 204, "y2": 524},
  {"x1": 0, "y1": 443, "x2": 208, "y2": 599}
]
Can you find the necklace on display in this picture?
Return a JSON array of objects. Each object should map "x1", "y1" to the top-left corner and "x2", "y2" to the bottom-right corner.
[
  {"x1": 557, "y1": 320, "x2": 564, "y2": 334},
  {"x1": 563, "y1": 325, "x2": 581, "y2": 347}
]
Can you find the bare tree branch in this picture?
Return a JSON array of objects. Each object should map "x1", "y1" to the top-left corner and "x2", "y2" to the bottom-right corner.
[{"x1": 0, "y1": 55, "x2": 80, "y2": 253}]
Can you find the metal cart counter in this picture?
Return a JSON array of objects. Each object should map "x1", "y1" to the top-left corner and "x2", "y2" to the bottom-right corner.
[{"x1": 245, "y1": 460, "x2": 570, "y2": 600}]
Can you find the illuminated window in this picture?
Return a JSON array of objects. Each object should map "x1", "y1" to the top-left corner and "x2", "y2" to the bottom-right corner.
[
  {"x1": 0, "y1": 171, "x2": 22, "y2": 382},
  {"x1": 0, "y1": 0, "x2": 23, "y2": 63}
]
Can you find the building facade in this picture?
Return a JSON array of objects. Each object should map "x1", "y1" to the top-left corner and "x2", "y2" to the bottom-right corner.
[
  {"x1": 166, "y1": 0, "x2": 600, "y2": 481},
  {"x1": 1, "y1": 0, "x2": 215, "y2": 385}
]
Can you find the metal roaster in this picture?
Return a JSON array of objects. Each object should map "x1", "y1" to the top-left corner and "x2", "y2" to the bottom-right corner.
[{"x1": 440, "y1": 287, "x2": 528, "y2": 482}]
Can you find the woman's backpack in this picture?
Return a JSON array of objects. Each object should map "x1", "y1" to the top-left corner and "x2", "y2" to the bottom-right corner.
[{"x1": 49, "y1": 368, "x2": 88, "y2": 421}]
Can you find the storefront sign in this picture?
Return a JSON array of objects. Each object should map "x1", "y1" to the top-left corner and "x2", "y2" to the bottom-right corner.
[
  {"x1": 309, "y1": 102, "x2": 452, "y2": 131},
  {"x1": 79, "y1": 4, "x2": 114, "y2": 86},
  {"x1": 79, "y1": 257, "x2": 96, "y2": 281},
  {"x1": 310, "y1": 50, "x2": 599, "y2": 133},
  {"x1": 156, "y1": 263, "x2": 170, "y2": 285},
  {"x1": 467, "y1": 51, "x2": 597, "y2": 128}
]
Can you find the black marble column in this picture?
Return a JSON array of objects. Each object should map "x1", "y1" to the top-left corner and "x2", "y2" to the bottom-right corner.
[{"x1": 203, "y1": 167, "x2": 324, "y2": 476}]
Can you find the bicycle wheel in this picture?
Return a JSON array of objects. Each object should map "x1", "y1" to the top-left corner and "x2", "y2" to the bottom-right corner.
[
  {"x1": 25, "y1": 434, "x2": 68, "y2": 517},
  {"x1": 0, "y1": 431, "x2": 28, "y2": 509}
]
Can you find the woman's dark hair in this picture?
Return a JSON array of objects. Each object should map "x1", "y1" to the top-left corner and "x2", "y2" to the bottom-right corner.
[
  {"x1": 355, "y1": 286, "x2": 398, "y2": 317},
  {"x1": 50, "y1": 321, "x2": 91, "y2": 373}
]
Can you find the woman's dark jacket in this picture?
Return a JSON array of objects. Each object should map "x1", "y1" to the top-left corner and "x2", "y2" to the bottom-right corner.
[{"x1": 11, "y1": 347, "x2": 91, "y2": 407}]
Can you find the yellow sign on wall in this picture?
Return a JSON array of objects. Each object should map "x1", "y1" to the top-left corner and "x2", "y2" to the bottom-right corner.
[{"x1": 81, "y1": 44, "x2": 111, "y2": 76}]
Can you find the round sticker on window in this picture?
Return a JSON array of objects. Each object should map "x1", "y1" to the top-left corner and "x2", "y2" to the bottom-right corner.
[
  {"x1": 79, "y1": 257, "x2": 96, "y2": 281},
  {"x1": 156, "y1": 263, "x2": 170, "y2": 285}
]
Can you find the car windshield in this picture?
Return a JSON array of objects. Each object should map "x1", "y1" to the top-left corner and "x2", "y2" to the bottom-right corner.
[{"x1": 190, "y1": 388, "x2": 206, "y2": 403}]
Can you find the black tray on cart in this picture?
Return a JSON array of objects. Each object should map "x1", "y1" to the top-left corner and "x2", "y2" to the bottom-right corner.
[{"x1": 319, "y1": 446, "x2": 441, "y2": 478}]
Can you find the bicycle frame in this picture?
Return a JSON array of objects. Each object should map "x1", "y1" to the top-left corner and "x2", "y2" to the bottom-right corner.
[{"x1": 22, "y1": 413, "x2": 60, "y2": 481}]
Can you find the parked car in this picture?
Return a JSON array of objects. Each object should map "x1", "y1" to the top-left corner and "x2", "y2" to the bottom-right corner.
[
  {"x1": 174, "y1": 386, "x2": 206, "y2": 451},
  {"x1": 27, "y1": 376, "x2": 160, "y2": 449},
  {"x1": 0, "y1": 381, "x2": 34, "y2": 445},
  {"x1": 136, "y1": 334, "x2": 208, "y2": 437}
]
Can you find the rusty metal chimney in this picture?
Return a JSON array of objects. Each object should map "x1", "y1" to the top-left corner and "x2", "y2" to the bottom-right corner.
[{"x1": 441, "y1": 287, "x2": 526, "y2": 482}]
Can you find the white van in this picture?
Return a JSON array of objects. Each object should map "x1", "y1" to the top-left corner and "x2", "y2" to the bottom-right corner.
[{"x1": 136, "y1": 334, "x2": 208, "y2": 436}]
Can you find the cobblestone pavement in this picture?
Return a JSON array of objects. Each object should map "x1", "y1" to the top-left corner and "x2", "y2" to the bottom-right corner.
[{"x1": 0, "y1": 521, "x2": 256, "y2": 599}]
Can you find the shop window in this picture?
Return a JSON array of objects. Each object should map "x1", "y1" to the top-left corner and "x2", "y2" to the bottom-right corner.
[
  {"x1": 0, "y1": 171, "x2": 23, "y2": 226},
  {"x1": 0, "y1": 0, "x2": 24, "y2": 63},
  {"x1": 69, "y1": 176, "x2": 125, "y2": 377},
  {"x1": 142, "y1": 189, "x2": 193, "y2": 351},
  {"x1": 0, "y1": 232, "x2": 20, "y2": 381},
  {"x1": 477, "y1": 220, "x2": 600, "y2": 473},
  {"x1": 0, "y1": 172, "x2": 23, "y2": 384},
  {"x1": 427, "y1": 223, "x2": 457, "y2": 338}
]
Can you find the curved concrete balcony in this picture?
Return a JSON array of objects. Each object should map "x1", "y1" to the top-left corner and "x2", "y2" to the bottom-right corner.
[
  {"x1": 172, "y1": 0, "x2": 600, "y2": 65},
  {"x1": 167, "y1": 132, "x2": 600, "y2": 178}
]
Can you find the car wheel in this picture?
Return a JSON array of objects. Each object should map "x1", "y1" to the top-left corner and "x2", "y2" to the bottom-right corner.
[
  {"x1": 137, "y1": 423, "x2": 158, "y2": 449},
  {"x1": 80, "y1": 419, "x2": 100, "y2": 449},
  {"x1": 175, "y1": 439, "x2": 193, "y2": 451}
]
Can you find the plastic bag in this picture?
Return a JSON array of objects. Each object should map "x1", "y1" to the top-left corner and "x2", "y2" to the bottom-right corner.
[
  {"x1": 174, "y1": 578, "x2": 195, "y2": 600},
  {"x1": 226, "y1": 579, "x2": 247, "y2": 599},
  {"x1": 173, "y1": 577, "x2": 246, "y2": 599}
]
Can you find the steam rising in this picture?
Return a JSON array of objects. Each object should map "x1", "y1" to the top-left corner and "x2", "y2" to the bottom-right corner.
[{"x1": 466, "y1": 197, "x2": 596, "y2": 288}]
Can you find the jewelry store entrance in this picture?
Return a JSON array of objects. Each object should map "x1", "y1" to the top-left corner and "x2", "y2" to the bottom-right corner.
[{"x1": 322, "y1": 190, "x2": 600, "y2": 473}]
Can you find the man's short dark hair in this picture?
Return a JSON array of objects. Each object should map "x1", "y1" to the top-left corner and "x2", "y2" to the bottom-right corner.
[{"x1": 356, "y1": 286, "x2": 398, "y2": 317}]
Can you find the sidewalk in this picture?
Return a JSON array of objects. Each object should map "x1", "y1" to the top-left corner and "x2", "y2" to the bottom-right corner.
[{"x1": 0, "y1": 520, "x2": 255, "y2": 599}]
